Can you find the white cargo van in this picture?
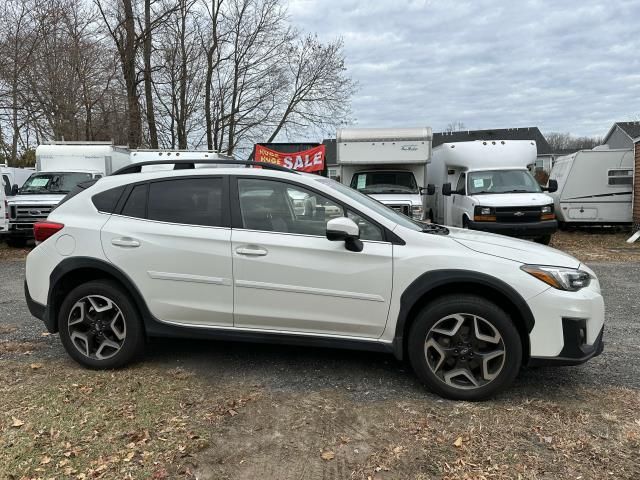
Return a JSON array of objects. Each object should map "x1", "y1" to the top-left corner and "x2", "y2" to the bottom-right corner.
[
  {"x1": 549, "y1": 147, "x2": 633, "y2": 225},
  {"x1": 336, "y1": 128, "x2": 432, "y2": 221},
  {"x1": 1, "y1": 165, "x2": 33, "y2": 236},
  {"x1": 426, "y1": 140, "x2": 558, "y2": 244},
  {"x1": 6, "y1": 142, "x2": 131, "y2": 246}
]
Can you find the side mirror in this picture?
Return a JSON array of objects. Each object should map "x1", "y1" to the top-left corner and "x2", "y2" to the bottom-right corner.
[
  {"x1": 420, "y1": 184, "x2": 436, "y2": 196},
  {"x1": 442, "y1": 183, "x2": 452, "y2": 196},
  {"x1": 11, "y1": 184, "x2": 19, "y2": 196},
  {"x1": 545, "y1": 179, "x2": 558, "y2": 193},
  {"x1": 326, "y1": 217, "x2": 363, "y2": 252}
]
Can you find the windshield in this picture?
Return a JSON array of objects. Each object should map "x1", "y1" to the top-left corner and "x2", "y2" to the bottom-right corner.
[
  {"x1": 20, "y1": 172, "x2": 94, "y2": 194},
  {"x1": 316, "y1": 177, "x2": 422, "y2": 231},
  {"x1": 350, "y1": 171, "x2": 418, "y2": 194},
  {"x1": 467, "y1": 169, "x2": 542, "y2": 195}
]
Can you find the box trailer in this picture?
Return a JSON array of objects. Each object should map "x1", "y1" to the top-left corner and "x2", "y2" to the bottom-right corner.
[
  {"x1": 426, "y1": 140, "x2": 558, "y2": 243},
  {"x1": 549, "y1": 147, "x2": 634, "y2": 225},
  {"x1": 336, "y1": 127, "x2": 432, "y2": 220}
]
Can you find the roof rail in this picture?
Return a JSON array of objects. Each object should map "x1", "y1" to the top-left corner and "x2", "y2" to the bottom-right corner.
[{"x1": 112, "y1": 159, "x2": 296, "y2": 175}]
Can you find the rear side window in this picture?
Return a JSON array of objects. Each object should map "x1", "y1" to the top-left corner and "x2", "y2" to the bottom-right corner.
[
  {"x1": 92, "y1": 186, "x2": 125, "y2": 213},
  {"x1": 608, "y1": 169, "x2": 633, "y2": 186},
  {"x1": 147, "y1": 178, "x2": 223, "y2": 227},
  {"x1": 121, "y1": 184, "x2": 148, "y2": 219}
]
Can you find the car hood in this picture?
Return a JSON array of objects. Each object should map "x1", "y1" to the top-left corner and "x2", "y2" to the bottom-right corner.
[
  {"x1": 8, "y1": 194, "x2": 66, "y2": 205},
  {"x1": 470, "y1": 192, "x2": 553, "y2": 207},
  {"x1": 448, "y1": 227, "x2": 580, "y2": 268}
]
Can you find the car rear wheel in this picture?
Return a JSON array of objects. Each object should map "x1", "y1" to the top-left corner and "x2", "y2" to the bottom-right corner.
[
  {"x1": 408, "y1": 295, "x2": 522, "y2": 400},
  {"x1": 58, "y1": 280, "x2": 144, "y2": 369}
]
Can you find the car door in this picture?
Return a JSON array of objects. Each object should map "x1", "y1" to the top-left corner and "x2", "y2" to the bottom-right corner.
[
  {"x1": 231, "y1": 176, "x2": 393, "y2": 338},
  {"x1": 101, "y1": 176, "x2": 234, "y2": 327}
]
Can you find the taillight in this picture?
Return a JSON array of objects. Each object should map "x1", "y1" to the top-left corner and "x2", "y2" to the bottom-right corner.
[{"x1": 33, "y1": 222, "x2": 64, "y2": 243}]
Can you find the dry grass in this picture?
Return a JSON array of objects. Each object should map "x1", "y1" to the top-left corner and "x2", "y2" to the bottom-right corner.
[
  {"x1": 0, "y1": 241, "x2": 30, "y2": 261},
  {"x1": 550, "y1": 229, "x2": 639, "y2": 263},
  {"x1": 0, "y1": 359, "x2": 262, "y2": 479}
]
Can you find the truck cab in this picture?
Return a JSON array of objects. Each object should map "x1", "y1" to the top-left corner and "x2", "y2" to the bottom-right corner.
[
  {"x1": 349, "y1": 169, "x2": 424, "y2": 219},
  {"x1": 6, "y1": 170, "x2": 100, "y2": 246}
]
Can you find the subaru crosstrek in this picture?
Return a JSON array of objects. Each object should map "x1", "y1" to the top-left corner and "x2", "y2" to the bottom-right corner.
[{"x1": 24, "y1": 160, "x2": 604, "y2": 400}]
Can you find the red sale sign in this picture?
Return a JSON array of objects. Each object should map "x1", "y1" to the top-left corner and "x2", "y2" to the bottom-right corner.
[{"x1": 254, "y1": 145, "x2": 325, "y2": 173}]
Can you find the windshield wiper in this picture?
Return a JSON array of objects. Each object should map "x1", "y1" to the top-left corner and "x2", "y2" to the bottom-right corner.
[{"x1": 502, "y1": 189, "x2": 533, "y2": 193}]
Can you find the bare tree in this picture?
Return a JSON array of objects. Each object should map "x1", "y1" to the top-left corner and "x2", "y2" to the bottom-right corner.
[
  {"x1": 545, "y1": 132, "x2": 603, "y2": 152},
  {"x1": 265, "y1": 36, "x2": 356, "y2": 143},
  {"x1": 445, "y1": 121, "x2": 466, "y2": 133}
]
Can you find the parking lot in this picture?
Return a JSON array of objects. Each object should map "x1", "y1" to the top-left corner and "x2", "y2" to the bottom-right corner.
[{"x1": 1, "y1": 234, "x2": 640, "y2": 480}]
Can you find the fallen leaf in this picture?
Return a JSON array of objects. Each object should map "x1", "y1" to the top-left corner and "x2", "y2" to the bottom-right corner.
[
  {"x1": 41, "y1": 332, "x2": 51, "y2": 337},
  {"x1": 30, "y1": 363, "x2": 43, "y2": 370},
  {"x1": 11, "y1": 417, "x2": 24, "y2": 428},
  {"x1": 228, "y1": 409, "x2": 238, "y2": 417},
  {"x1": 453, "y1": 436, "x2": 464, "y2": 448},
  {"x1": 124, "y1": 451, "x2": 135, "y2": 462},
  {"x1": 40, "y1": 455, "x2": 51, "y2": 465},
  {"x1": 321, "y1": 450, "x2": 335, "y2": 461}
]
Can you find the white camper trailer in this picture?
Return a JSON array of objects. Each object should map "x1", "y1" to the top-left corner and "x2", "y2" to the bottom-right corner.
[
  {"x1": 336, "y1": 127, "x2": 432, "y2": 220},
  {"x1": 426, "y1": 140, "x2": 558, "y2": 243},
  {"x1": 549, "y1": 147, "x2": 634, "y2": 225}
]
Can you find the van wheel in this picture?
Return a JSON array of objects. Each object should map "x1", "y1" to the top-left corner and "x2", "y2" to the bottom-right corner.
[
  {"x1": 536, "y1": 235, "x2": 551, "y2": 245},
  {"x1": 462, "y1": 217, "x2": 470, "y2": 229},
  {"x1": 408, "y1": 295, "x2": 522, "y2": 401},
  {"x1": 58, "y1": 280, "x2": 144, "y2": 369}
]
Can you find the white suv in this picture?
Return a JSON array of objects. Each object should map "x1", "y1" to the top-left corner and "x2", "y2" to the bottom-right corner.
[{"x1": 24, "y1": 160, "x2": 604, "y2": 400}]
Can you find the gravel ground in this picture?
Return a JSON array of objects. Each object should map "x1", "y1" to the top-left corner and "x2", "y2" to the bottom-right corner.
[
  {"x1": 2, "y1": 258, "x2": 640, "y2": 479},
  {"x1": 1, "y1": 259, "x2": 639, "y2": 394}
]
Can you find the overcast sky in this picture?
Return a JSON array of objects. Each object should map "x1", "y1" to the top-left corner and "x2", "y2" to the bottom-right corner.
[{"x1": 289, "y1": 0, "x2": 640, "y2": 139}]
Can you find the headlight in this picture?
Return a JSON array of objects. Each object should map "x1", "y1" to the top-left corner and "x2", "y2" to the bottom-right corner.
[
  {"x1": 474, "y1": 206, "x2": 496, "y2": 221},
  {"x1": 480, "y1": 207, "x2": 492, "y2": 215},
  {"x1": 541, "y1": 205, "x2": 552, "y2": 214},
  {"x1": 521, "y1": 265, "x2": 591, "y2": 291},
  {"x1": 411, "y1": 205, "x2": 423, "y2": 218}
]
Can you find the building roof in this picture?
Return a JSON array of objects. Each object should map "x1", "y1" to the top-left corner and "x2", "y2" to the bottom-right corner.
[
  {"x1": 433, "y1": 127, "x2": 552, "y2": 154},
  {"x1": 603, "y1": 122, "x2": 640, "y2": 144}
]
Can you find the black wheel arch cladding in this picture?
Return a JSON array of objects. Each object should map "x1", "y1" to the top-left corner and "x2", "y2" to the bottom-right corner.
[{"x1": 392, "y1": 269, "x2": 535, "y2": 360}]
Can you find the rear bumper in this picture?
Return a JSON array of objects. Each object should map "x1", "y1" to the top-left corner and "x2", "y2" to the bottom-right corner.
[
  {"x1": 529, "y1": 323, "x2": 604, "y2": 367},
  {"x1": 468, "y1": 219, "x2": 557, "y2": 237},
  {"x1": 24, "y1": 279, "x2": 54, "y2": 332}
]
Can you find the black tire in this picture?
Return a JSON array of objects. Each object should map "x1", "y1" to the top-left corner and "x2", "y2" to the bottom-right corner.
[
  {"x1": 462, "y1": 216, "x2": 470, "y2": 229},
  {"x1": 58, "y1": 280, "x2": 145, "y2": 369},
  {"x1": 536, "y1": 235, "x2": 552, "y2": 245},
  {"x1": 6, "y1": 237, "x2": 26, "y2": 248},
  {"x1": 408, "y1": 295, "x2": 522, "y2": 401}
]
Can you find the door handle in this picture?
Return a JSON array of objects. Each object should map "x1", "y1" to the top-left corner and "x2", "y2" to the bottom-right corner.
[
  {"x1": 235, "y1": 246, "x2": 268, "y2": 256},
  {"x1": 111, "y1": 237, "x2": 140, "y2": 248}
]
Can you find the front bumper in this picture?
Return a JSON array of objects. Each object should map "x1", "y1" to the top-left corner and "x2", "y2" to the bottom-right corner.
[
  {"x1": 468, "y1": 219, "x2": 557, "y2": 237},
  {"x1": 529, "y1": 322, "x2": 604, "y2": 366},
  {"x1": 8, "y1": 224, "x2": 35, "y2": 238}
]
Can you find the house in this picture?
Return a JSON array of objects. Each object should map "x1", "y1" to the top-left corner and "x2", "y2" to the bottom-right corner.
[
  {"x1": 634, "y1": 138, "x2": 640, "y2": 233},
  {"x1": 603, "y1": 122, "x2": 640, "y2": 149}
]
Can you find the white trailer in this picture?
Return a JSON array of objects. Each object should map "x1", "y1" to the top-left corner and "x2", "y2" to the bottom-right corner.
[
  {"x1": 549, "y1": 147, "x2": 634, "y2": 225},
  {"x1": 336, "y1": 127, "x2": 432, "y2": 220},
  {"x1": 426, "y1": 140, "x2": 558, "y2": 243}
]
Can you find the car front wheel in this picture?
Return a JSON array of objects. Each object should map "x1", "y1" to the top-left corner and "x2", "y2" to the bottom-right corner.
[
  {"x1": 408, "y1": 295, "x2": 522, "y2": 400},
  {"x1": 58, "y1": 280, "x2": 144, "y2": 369}
]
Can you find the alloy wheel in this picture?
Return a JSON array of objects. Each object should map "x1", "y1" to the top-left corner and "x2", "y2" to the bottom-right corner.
[
  {"x1": 67, "y1": 295, "x2": 126, "y2": 360},
  {"x1": 424, "y1": 313, "x2": 506, "y2": 390}
]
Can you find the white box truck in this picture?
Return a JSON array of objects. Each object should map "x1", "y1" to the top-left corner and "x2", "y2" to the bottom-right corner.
[
  {"x1": 549, "y1": 146, "x2": 634, "y2": 225},
  {"x1": 336, "y1": 127, "x2": 432, "y2": 220},
  {"x1": 6, "y1": 142, "x2": 131, "y2": 246},
  {"x1": 426, "y1": 140, "x2": 558, "y2": 244},
  {"x1": 1, "y1": 165, "x2": 34, "y2": 236}
]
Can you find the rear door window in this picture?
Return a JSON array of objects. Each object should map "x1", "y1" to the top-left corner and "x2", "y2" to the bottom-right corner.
[{"x1": 147, "y1": 178, "x2": 224, "y2": 227}]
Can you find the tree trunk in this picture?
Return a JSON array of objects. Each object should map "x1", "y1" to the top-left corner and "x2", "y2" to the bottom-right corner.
[
  {"x1": 143, "y1": 0, "x2": 159, "y2": 148},
  {"x1": 123, "y1": 0, "x2": 141, "y2": 148}
]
